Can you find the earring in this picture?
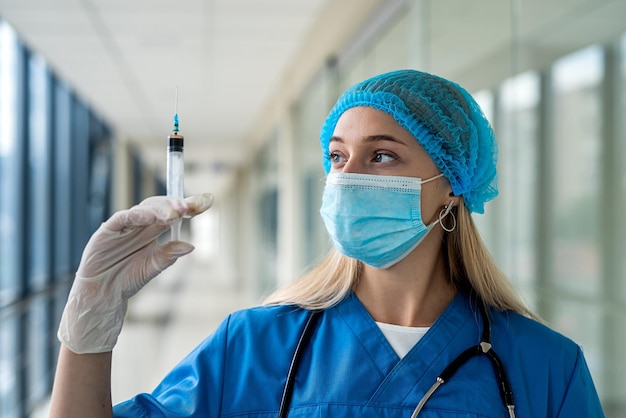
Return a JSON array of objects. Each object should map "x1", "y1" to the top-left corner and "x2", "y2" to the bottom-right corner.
[{"x1": 439, "y1": 202, "x2": 457, "y2": 233}]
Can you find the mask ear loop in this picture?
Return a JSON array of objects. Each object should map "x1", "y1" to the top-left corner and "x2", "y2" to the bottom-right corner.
[{"x1": 439, "y1": 200, "x2": 457, "y2": 233}]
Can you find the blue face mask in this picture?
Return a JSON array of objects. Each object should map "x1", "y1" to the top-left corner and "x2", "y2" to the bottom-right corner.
[{"x1": 319, "y1": 172, "x2": 448, "y2": 269}]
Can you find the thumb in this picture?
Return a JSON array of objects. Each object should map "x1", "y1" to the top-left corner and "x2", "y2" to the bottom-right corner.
[
  {"x1": 163, "y1": 240, "x2": 195, "y2": 257},
  {"x1": 153, "y1": 241, "x2": 195, "y2": 271},
  {"x1": 123, "y1": 241, "x2": 196, "y2": 300}
]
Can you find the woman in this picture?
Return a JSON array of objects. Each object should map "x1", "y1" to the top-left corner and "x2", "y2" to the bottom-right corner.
[{"x1": 50, "y1": 70, "x2": 604, "y2": 417}]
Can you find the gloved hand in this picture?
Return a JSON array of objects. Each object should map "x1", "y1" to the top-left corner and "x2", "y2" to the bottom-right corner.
[{"x1": 57, "y1": 193, "x2": 214, "y2": 354}]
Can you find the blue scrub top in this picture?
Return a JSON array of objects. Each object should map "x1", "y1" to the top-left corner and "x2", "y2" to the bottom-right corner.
[{"x1": 113, "y1": 292, "x2": 605, "y2": 417}]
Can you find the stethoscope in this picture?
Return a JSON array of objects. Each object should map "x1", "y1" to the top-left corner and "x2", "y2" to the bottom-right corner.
[{"x1": 278, "y1": 300, "x2": 516, "y2": 418}]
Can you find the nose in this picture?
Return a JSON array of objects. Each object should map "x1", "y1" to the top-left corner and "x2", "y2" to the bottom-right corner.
[{"x1": 341, "y1": 156, "x2": 365, "y2": 174}]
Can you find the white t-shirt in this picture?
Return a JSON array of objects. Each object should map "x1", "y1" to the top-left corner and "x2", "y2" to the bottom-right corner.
[{"x1": 376, "y1": 322, "x2": 430, "y2": 359}]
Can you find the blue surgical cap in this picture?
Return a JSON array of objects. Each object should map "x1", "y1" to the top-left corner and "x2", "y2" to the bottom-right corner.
[{"x1": 320, "y1": 69, "x2": 498, "y2": 214}]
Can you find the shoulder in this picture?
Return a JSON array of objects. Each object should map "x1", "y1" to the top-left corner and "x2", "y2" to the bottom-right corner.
[
  {"x1": 215, "y1": 304, "x2": 314, "y2": 348},
  {"x1": 490, "y1": 310, "x2": 604, "y2": 415},
  {"x1": 178, "y1": 304, "x2": 313, "y2": 383},
  {"x1": 226, "y1": 304, "x2": 311, "y2": 329},
  {"x1": 492, "y1": 310, "x2": 581, "y2": 359},
  {"x1": 181, "y1": 304, "x2": 310, "y2": 361},
  {"x1": 490, "y1": 310, "x2": 587, "y2": 393}
]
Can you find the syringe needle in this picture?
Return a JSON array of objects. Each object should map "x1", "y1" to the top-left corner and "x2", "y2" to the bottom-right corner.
[{"x1": 175, "y1": 86, "x2": 179, "y2": 114}]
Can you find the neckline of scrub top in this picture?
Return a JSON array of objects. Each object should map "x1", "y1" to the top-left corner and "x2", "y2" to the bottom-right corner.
[
  {"x1": 376, "y1": 321, "x2": 430, "y2": 359},
  {"x1": 336, "y1": 291, "x2": 481, "y2": 407}
]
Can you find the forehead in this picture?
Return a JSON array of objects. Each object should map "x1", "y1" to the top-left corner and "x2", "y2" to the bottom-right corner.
[{"x1": 333, "y1": 106, "x2": 409, "y2": 138}]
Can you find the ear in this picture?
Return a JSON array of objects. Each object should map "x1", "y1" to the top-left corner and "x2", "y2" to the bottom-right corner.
[
  {"x1": 447, "y1": 192, "x2": 461, "y2": 209},
  {"x1": 438, "y1": 180, "x2": 459, "y2": 208}
]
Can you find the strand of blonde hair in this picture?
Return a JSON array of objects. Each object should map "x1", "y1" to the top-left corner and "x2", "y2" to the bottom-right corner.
[{"x1": 263, "y1": 249, "x2": 359, "y2": 310}]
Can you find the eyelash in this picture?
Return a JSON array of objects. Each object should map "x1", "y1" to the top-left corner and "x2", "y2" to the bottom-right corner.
[
  {"x1": 374, "y1": 152, "x2": 396, "y2": 163},
  {"x1": 327, "y1": 151, "x2": 397, "y2": 165}
]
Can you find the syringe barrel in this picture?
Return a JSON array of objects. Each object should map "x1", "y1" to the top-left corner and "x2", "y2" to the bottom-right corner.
[
  {"x1": 167, "y1": 133, "x2": 184, "y2": 241},
  {"x1": 167, "y1": 134, "x2": 184, "y2": 198},
  {"x1": 167, "y1": 150, "x2": 184, "y2": 198}
]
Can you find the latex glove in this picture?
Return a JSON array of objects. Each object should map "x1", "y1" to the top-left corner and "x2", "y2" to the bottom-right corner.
[{"x1": 58, "y1": 193, "x2": 214, "y2": 354}]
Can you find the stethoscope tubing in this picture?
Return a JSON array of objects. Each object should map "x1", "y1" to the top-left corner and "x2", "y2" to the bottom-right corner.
[
  {"x1": 278, "y1": 310, "x2": 321, "y2": 417},
  {"x1": 278, "y1": 301, "x2": 516, "y2": 418}
]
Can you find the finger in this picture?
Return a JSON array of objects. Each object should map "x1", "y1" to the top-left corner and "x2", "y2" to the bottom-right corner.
[
  {"x1": 162, "y1": 241, "x2": 195, "y2": 258},
  {"x1": 147, "y1": 241, "x2": 194, "y2": 278},
  {"x1": 113, "y1": 197, "x2": 187, "y2": 234},
  {"x1": 184, "y1": 193, "x2": 214, "y2": 217},
  {"x1": 102, "y1": 207, "x2": 157, "y2": 232},
  {"x1": 140, "y1": 195, "x2": 186, "y2": 210},
  {"x1": 141, "y1": 195, "x2": 190, "y2": 216},
  {"x1": 129, "y1": 241, "x2": 195, "y2": 295}
]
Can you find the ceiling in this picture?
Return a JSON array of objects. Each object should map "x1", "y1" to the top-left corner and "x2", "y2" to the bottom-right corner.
[{"x1": 1, "y1": 0, "x2": 625, "y2": 198}]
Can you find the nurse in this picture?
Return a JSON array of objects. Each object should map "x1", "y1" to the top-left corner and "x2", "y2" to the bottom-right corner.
[{"x1": 50, "y1": 70, "x2": 605, "y2": 417}]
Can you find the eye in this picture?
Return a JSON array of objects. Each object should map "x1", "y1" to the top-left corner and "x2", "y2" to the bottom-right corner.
[
  {"x1": 328, "y1": 152, "x2": 347, "y2": 164},
  {"x1": 374, "y1": 152, "x2": 396, "y2": 163}
]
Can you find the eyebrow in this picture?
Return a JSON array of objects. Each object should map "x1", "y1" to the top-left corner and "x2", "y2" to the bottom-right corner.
[{"x1": 329, "y1": 134, "x2": 408, "y2": 146}]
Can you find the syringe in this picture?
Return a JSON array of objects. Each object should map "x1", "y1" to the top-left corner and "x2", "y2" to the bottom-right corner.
[{"x1": 167, "y1": 89, "x2": 184, "y2": 241}]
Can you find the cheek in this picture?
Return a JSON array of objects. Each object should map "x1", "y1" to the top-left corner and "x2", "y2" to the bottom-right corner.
[{"x1": 420, "y1": 186, "x2": 448, "y2": 225}]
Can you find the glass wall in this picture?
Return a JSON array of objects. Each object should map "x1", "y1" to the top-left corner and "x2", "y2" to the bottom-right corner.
[
  {"x1": 0, "y1": 22, "x2": 24, "y2": 418},
  {"x1": 0, "y1": 18, "x2": 22, "y2": 308},
  {"x1": 254, "y1": 134, "x2": 279, "y2": 296},
  {"x1": 497, "y1": 72, "x2": 541, "y2": 309},
  {"x1": 550, "y1": 46, "x2": 604, "y2": 298},
  {"x1": 549, "y1": 46, "x2": 605, "y2": 388},
  {"x1": 602, "y1": 34, "x2": 626, "y2": 416},
  {"x1": 26, "y1": 52, "x2": 53, "y2": 410},
  {"x1": 0, "y1": 20, "x2": 113, "y2": 417},
  {"x1": 619, "y1": 34, "x2": 626, "y2": 319}
]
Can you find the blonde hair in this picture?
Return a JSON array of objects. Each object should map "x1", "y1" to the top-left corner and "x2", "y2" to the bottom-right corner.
[
  {"x1": 264, "y1": 249, "x2": 360, "y2": 310},
  {"x1": 446, "y1": 203, "x2": 536, "y2": 318},
  {"x1": 264, "y1": 201, "x2": 536, "y2": 319}
]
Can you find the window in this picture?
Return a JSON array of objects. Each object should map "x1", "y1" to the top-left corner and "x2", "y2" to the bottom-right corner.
[
  {"x1": 620, "y1": 35, "x2": 626, "y2": 307},
  {"x1": 0, "y1": 21, "x2": 22, "y2": 306},
  {"x1": 551, "y1": 46, "x2": 604, "y2": 297},
  {"x1": 497, "y1": 72, "x2": 541, "y2": 308},
  {"x1": 0, "y1": 312, "x2": 19, "y2": 417},
  {"x1": 28, "y1": 53, "x2": 52, "y2": 291},
  {"x1": 27, "y1": 296, "x2": 50, "y2": 406},
  {"x1": 52, "y1": 82, "x2": 73, "y2": 281},
  {"x1": 0, "y1": 20, "x2": 112, "y2": 416},
  {"x1": 549, "y1": 44, "x2": 604, "y2": 392}
]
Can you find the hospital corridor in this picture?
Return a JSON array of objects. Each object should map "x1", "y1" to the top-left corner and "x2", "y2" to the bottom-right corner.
[
  {"x1": 2, "y1": 0, "x2": 626, "y2": 416},
  {"x1": 111, "y1": 250, "x2": 257, "y2": 406}
]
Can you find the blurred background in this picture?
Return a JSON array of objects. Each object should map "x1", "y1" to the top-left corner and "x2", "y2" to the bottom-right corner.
[{"x1": 0, "y1": 0, "x2": 625, "y2": 416}]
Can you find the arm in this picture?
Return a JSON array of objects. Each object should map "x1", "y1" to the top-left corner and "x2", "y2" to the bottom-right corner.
[
  {"x1": 556, "y1": 346, "x2": 605, "y2": 417},
  {"x1": 50, "y1": 347, "x2": 113, "y2": 418}
]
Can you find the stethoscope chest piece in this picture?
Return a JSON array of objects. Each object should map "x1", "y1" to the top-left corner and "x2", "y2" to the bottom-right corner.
[{"x1": 410, "y1": 302, "x2": 516, "y2": 417}]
